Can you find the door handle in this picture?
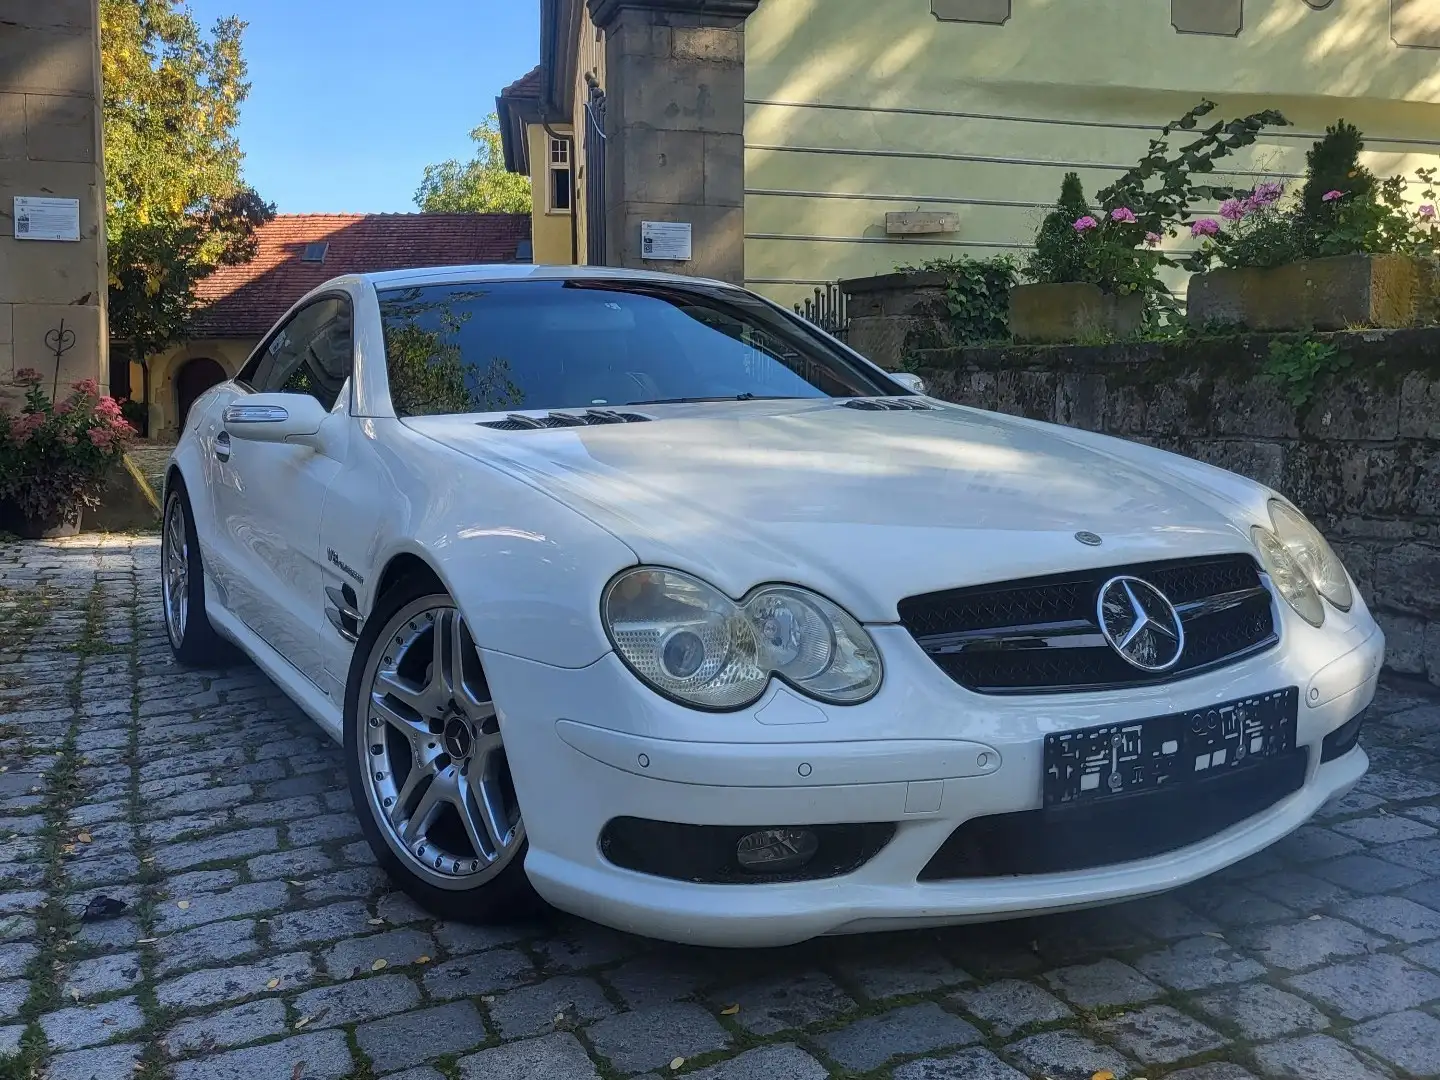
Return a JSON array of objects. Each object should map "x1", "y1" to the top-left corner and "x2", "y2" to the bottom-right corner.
[{"x1": 214, "y1": 430, "x2": 231, "y2": 462}]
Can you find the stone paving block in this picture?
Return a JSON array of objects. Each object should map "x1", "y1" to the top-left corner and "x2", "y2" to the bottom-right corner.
[
  {"x1": 1114, "y1": 895, "x2": 1221, "y2": 940},
  {"x1": 1355, "y1": 769, "x2": 1440, "y2": 802},
  {"x1": 532, "y1": 923, "x2": 642, "y2": 971},
  {"x1": 156, "y1": 918, "x2": 259, "y2": 976},
  {"x1": 1401, "y1": 882, "x2": 1440, "y2": 915},
  {"x1": 0, "y1": 942, "x2": 36, "y2": 980},
  {"x1": 246, "y1": 845, "x2": 335, "y2": 881},
  {"x1": 62, "y1": 951, "x2": 142, "y2": 999},
  {"x1": 420, "y1": 947, "x2": 534, "y2": 999},
  {"x1": 1405, "y1": 938, "x2": 1440, "y2": 970},
  {"x1": 165, "y1": 869, "x2": 241, "y2": 897},
  {"x1": 1378, "y1": 837, "x2": 1440, "y2": 875},
  {"x1": 1182, "y1": 883, "x2": 1295, "y2": 926},
  {"x1": 141, "y1": 812, "x2": 229, "y2": 844},
  {"x1": 154, "y1": 827, "x2": 278, "y2": 871},
  {"x1": 292, "y1": 973, "x2": 422, "y2": 1028},
  {"x1": 356, "y1": 1000, "x2": 487, "y2": 1073},
  {"x1": 1333, "y1": 814, "x2": 1436, "y2": 844},
  {"x1": 1252, "y1": 1034, "x2": 1390, "y2": 1080},
  {"x1": 892, "y1": 1047, "x2": 1028, "y2": 1080},
  {"x1": 1337, "y1": 895, "x2": 1440, "y2": 943},
  {"x1": 1311, "y1": 853, "x2": 1425, "y2": 893},
  {"x1": 300, "y1": 866, "x2": 389, "y2": 903},
  {"x1": 814, "y1": 1001, "x2": 980, "y2": 1072},
  {"x1": 267, "y1": 899, "x2": 372, "y2": 947},
  {"x1": 1346, "y1": 1008, "x2": 1440, "y2": 1076},
  {"x1": 155, "y1": 951, "x2": 314, "y2": 1010},
  {"x1": 286, "y1": 812, "x2": 360, "y2": 846},
  {"x1": 1286, "y1": 953, "x2": 1440, "y2": 1020},
  {"x1": 162, "y1": 999, "x2": 288, "y2": 1056},
  {"x1": 1273, "y1": 825, "x2": 1363, "y2": 863},
  {"x1": 1135, "y1": 934, "x2": 1266, "y2": 990},
  {"x1": 66, "y1": 853, "x2": 140, "y2": 888},
  {"x1": 456, "y1": 1031, "x2": 601, "y2": 1080},
  {"x1": 384, "y1": 1070, "x2": 445, "y2": 1080},
  {"x1": 321, "y1": 928, "x2": 437, "y2": 978},
  {"x1": 686, "y1": 1044, "x2": 829, "y2": 1080},
  {"x1": 39, "y1": 995, "x2": 145, "y2": 1050},
  {"x1": 604, "y1": 953, "x2": 708, "y2": 1008},
  {"x1": 0, "y1": 1025, "x2": 23, "y2": 1056},
  {"x1": 1231, "y1": 916, "x2": 1385, "y2": 971},
  {"x1": 726, "y1": 970, "x2": 856, "y2": 1035},
  {"x1": 833, "y1": 944, "x2": 971, "y2": 1000},
  {"x1": 47, "y1": 1043, "x2": 144, "y2": 1080},
  {"x1": 1097, "y1": 1004, "x2": 1228, "y2": 1065},
  {"x1": 952, "y1": 978, "x2": 1072, "y2": 1037},
  {"x1": 149, "y1": 785, "x2": 257, "y2": 818},
  {"x1": 588, "y1": 1001, "x2": 731, "y2": 1074},
  {"x1": 1247, "y1": 870, "x2": 1352, "y2": 913},
  {"x1": 1043, "y1": 958, "x2": 1164, "y2": 1009},
  {"x1": 489, "y1": 974, "x2": 617, "y2": 1039},
  {"x1": 1005, "y1": 1028, "x2": 1135, "y2": 1080},
  {"x1": 0, "y1": 979, "x2": 25, "y2": 1020},
  {"x1": 433, "y1": 919, "x2": 531, "y2": 955},
  {"x1": 1194, "y1": 981, "x2": 1330, "y2": 1040},
  {"x1": 373, "y1": 891, "x2": 430, "y2": 925},
  {"x1": 171, "y1": 1030, "x2": 354, "y2": 1080},
  {"x1": 339, "y1": 840, "x2": 378, "y2": 865},
  {"x1": 232, "y1": 795, "x2": 323, "y2": 824},
  {"x1": 153, "y1": 880, "x2": 289, "y2": 933},
  {"x1": 1164, "y1": 1066, "x2": 1257, "y2": 1080}
]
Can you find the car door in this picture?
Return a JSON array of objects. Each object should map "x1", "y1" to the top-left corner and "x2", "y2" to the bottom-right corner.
[{"x1": 206, "y1": 295, "x2": 354, "y2": 688}]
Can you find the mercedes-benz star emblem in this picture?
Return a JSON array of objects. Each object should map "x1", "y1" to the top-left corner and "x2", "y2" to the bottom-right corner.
[
  {"x1": 1096, "y1": 576, "x2": 1185, "y2": 672},
  {"x1": 1075, "y1": 531, "x2": 1103, "y2": 547}
]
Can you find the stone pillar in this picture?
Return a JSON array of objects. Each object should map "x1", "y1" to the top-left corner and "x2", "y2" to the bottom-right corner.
[
  {"x1": 0, "y1": 0, "x2": 108, "y2": 407},
  {"x1": 589, "y1": 0, "x2": 757, "y2": 285}
]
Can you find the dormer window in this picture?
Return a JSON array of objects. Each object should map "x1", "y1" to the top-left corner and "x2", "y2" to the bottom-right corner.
[{"x1": 301, "y1": 241, "x2": 329, "y2": 263}]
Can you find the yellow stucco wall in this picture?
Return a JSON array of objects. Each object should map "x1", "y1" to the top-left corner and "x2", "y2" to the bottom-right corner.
[
  {"x1": 743, "y1": 0, "x2": 1440, "y2": 310},
  {"x1": 528, "y1": 123, "x2": 576, "y2": 264},
  {"x1": 144, "y1": 338, "x2": 255, "y2": 441}
]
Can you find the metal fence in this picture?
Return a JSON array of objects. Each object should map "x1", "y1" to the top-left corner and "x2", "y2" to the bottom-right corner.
[
  {"x1": 584, "y1": 80, "x2": 608, "y2": 267},
  {"x1": 793, "y1": 282, "x2": 849, "y2": 340}
]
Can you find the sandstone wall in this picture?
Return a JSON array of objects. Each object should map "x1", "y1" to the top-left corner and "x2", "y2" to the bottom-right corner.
[{"x1": 906, "y1": 329, "x2": 1440, "y2": 686}]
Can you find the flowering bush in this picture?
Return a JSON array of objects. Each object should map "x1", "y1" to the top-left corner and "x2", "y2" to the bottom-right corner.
[
  {"x1": 0, "y1": 369, "x2": 136, "y2": 527},
  {"x1": 1186, "y1": 121, "x2": 1439, "y2": 272},
  {"x1": 1025, "y1": 100, "x2": 1290, "y2": 303}
]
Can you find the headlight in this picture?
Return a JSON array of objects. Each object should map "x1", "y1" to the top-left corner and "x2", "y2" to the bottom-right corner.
[
  {"x1": 1267, "y1": 499, "x2": 1353, "y2": 611},
  {"x1": 602, "y1": 568, "x2": 882, "y2": 710},
  {"x1": 1251, "y1": 526, "x2": 1326, "y2": 627}
]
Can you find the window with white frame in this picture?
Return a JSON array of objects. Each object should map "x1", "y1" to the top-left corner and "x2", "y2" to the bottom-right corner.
[{"x1": 548, "y1": 137, "x2": 573, "y2": 213}]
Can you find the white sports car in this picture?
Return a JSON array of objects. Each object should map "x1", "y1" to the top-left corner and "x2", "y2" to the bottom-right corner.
[{"x1": 162, "y1": 264, "x2": 1383, "y2": 948}]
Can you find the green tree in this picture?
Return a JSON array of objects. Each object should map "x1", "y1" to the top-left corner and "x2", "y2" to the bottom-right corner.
[
  {"x1": 414, "y1": 115, "x2": 533, "y2": 214},
  {"x1": 101, "y1": 0, "x2": 274, "y2": 364}
]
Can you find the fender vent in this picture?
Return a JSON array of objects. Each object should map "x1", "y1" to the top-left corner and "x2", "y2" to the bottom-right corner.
[
  {"x1": 839, "y1": 397, "x2": 937, "y2": 412},
  {"x1": 478, "y1": 410, "x2": 653, "y2": 430}
]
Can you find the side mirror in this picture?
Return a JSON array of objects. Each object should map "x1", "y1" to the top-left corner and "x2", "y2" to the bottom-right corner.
[
  {"x1": 891, "y1": 372, "x2": 927, "y2": 395},
  {"x1": 223, "y1": 392, "x2": 330, "y2": 449}
]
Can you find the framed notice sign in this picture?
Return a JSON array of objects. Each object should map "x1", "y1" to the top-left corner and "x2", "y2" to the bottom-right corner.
[
  {"x1": 14, "y1": 197, "x2": 81, "y2": 242},
  {"x1": 641, "y1": 221, "x2": 692, "y2": 261}
]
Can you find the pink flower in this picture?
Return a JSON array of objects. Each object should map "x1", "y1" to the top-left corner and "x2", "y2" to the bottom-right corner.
[
  {"x1": 1110, "y1": 207, "x2": 1137, "y2": 223},
  {"x1": 1073, "y1": 215, "x2": 1099, "y2": 232},
  {"x1": 13, "y1": 368, "x2": 42, "y2": 387},
  {"x1": 1144, "y1": 232, "x2": 1163, "y2": 248},
  {"x1": 1419, "y1": 204, "x2": 1437, "y2": 219},
  {"x1": 1220, "y1": 198, "x2": 1247, "y2": 222},
  {"x1": 95, "y1": 397, "x2": 123, "y2": 419},
  {"x1": 1252, "y1": 181, "x2": 1284, "y2": 206},
  {"x1": 72, "y1": 378, "x2": 99, "y2": 398},
  {"x1": 54, "y1": 399, "x2": 74, "y2": 415},
  {"x1": 10, "y1": 412, "x2": 44, "y2": 445},
  {"x1": 88, "y1": 427, "x2": 114, "y2": 448},
  {"x1": 1190, "y1": 218, "x2": 1221, "y2": 238},
  {"x1": 1322, "y1": 189, "x2": 1345, "y2": 202},
  {"x1": 57, "y1": 431, "x2": 76, "y2": 447}
]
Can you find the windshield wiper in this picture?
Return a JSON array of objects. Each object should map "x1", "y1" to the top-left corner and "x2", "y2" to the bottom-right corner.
[{"x1": 624, "y1": 393, "x2": 806, "y2": 406}]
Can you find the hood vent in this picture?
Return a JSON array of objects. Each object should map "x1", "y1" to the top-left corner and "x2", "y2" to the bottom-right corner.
[
  {"x1": 840, "y1": 397, "x2": 938, "y2": 412},
  {"x1": 478, "y1": 410, "x2": 653, "y2": 431}
]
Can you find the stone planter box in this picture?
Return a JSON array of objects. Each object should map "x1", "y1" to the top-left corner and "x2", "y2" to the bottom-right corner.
[
  {"x1": 839, "y1": 271, "x2": 955, "y2": 370},
  {"x1": 1008, "y1": 283, "x2": 1145, "y2": 344},
  {"x1": 1187, "y1": 253, "x2": 1440, "y2": 332}
]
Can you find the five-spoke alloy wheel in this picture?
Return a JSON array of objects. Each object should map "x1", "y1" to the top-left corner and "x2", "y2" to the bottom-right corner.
[{"x1": 346, "y1": 578, "x2": 534, "y2": 920}]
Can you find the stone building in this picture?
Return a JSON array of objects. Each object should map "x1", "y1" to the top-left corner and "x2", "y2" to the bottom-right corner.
[
  {"x1": 131, "y1": 213, "x2": 531, "y2": 440},
  {"x1": 1, "y1": 0, "x2": 108, "y2": 408},
  {"x1": 497, "y1": 0, "x2": 1440, "y2": 309}
]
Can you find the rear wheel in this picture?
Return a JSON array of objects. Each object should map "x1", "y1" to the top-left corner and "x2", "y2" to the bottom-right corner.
[
  {"x1": 161, "y1": 483, "x2": 230, "y2": 666},
  {"x1": 345, "y1": 576, "x2": 535, "y2": 922}
]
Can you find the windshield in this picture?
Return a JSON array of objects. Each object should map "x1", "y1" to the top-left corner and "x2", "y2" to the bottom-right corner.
[{"x1": 375, "y1": 278, "x2": 895, "y2": 417}]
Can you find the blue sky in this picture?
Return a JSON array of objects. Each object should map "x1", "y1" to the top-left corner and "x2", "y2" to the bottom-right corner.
[{"x1": 186, "y1": 0, "x2": 539, "y2": 213}]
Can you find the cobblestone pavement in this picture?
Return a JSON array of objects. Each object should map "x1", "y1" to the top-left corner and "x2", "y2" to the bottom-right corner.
[{"x1": 1, "y1": 536, "x2": 1439, "y2": 1080}]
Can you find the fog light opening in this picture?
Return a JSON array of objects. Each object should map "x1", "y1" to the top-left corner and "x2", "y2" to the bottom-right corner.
[{"x1": 735, "y1": 828, "x2": 819, "y2": 873}]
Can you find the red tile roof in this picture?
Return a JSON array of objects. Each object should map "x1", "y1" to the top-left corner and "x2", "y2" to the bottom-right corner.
[
  {"x1": 189, "y1": 212, "x2": 532, "y2": 338},
  {"x1": 500, "y1": 65, "x2": 541, "y2": 101}
]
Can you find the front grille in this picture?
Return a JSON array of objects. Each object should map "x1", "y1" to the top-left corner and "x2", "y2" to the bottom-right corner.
[
  {"x1": 898, "y1": 554, "x2": 1277, "y2": 694},
  {"x1": 478, "y1": 410, "x2": 652, "y2": 430},
  {"x1": 919, "y1": 749, "x2": 1307, "y2": 879},
  {"x1": 839, "y1": 397, "x2": 937, "y2": 412}
]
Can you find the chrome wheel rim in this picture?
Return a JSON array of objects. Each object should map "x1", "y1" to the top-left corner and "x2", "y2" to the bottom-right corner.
[
  {"x1": 162, "y1": 496, "x2": 189, "y2": 646},
  {"x1": 359, "y1": 598, "x2": 524, "y2": 890}
]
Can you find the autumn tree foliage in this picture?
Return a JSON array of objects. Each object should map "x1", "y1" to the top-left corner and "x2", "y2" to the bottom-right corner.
[{"x1": 414, "y1": 114, "x2": 533, "y2": 215}]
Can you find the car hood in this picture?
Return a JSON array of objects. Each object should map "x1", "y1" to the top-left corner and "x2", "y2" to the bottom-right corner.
[{"x1": 405, "y1": 400, "x2": 1268, "y2": 622}]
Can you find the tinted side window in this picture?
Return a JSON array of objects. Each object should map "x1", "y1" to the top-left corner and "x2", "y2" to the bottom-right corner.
[{"x1": 245, "y1": 298, "x2": 353, "y2": 410}]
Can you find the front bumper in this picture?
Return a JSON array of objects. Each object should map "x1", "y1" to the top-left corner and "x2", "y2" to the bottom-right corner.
[{"x1": 484, "y1": 612, "x2": 1383, "y2": 948}]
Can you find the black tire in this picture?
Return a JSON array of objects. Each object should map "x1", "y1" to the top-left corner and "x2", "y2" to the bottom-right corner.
[
  {"x1": 161, "y1": 481, "x2": 232, "y2": 666},
  {"x1": 344, "y1": 573, "x2": 538, "y2": 924}
]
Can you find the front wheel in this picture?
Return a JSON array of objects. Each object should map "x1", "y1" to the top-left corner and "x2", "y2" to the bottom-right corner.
[
  {"x1": 345, "y1": 576, "x2": 536, "y2": 922},
  {"x1": 161, "y1": 483, "x2": 230, "y2": 666}
]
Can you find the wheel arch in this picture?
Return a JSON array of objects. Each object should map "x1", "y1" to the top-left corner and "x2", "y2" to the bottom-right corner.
[{"x1": 372, "y1": 550, "x2": 445, "y2": 605}]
